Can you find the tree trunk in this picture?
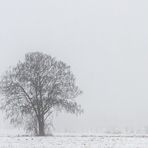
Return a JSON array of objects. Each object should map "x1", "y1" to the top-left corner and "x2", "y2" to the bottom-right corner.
[{"x1": 38, "y1": 115, "x2": 45, "y2": 136}]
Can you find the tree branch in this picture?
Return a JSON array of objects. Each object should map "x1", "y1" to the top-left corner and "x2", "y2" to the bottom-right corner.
[{"x1": 16, "y1": 83, "x2": 38, "y2": 116}]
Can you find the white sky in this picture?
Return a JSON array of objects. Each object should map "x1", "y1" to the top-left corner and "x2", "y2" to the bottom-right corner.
[{"x1": 0, "y1": 0, "x2": 148, "y2": 132}]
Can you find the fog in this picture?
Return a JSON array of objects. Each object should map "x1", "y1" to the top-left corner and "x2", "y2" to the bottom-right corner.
[{"x1": 0, "y1": 0, "x2": 148, "y2": 133}]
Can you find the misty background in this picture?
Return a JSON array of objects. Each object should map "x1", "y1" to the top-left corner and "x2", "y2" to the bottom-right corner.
[{"x1": 0, "y1": 0, "x2": 148, "y2": 133}]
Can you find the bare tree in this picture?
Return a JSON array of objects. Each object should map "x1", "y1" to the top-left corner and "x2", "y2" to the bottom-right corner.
[{"x1": 0, "y1": 52, "x2": 82, "y2": 136}]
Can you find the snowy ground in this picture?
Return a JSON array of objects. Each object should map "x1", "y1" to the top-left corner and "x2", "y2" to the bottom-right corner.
[{"x1": 0, "y1": 135, "x2": 148, "y2": 148}]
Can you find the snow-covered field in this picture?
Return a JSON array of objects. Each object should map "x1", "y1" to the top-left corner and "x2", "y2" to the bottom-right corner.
[{"x1": 0, "y1": 135, "x2": 148, "y2": 148}]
